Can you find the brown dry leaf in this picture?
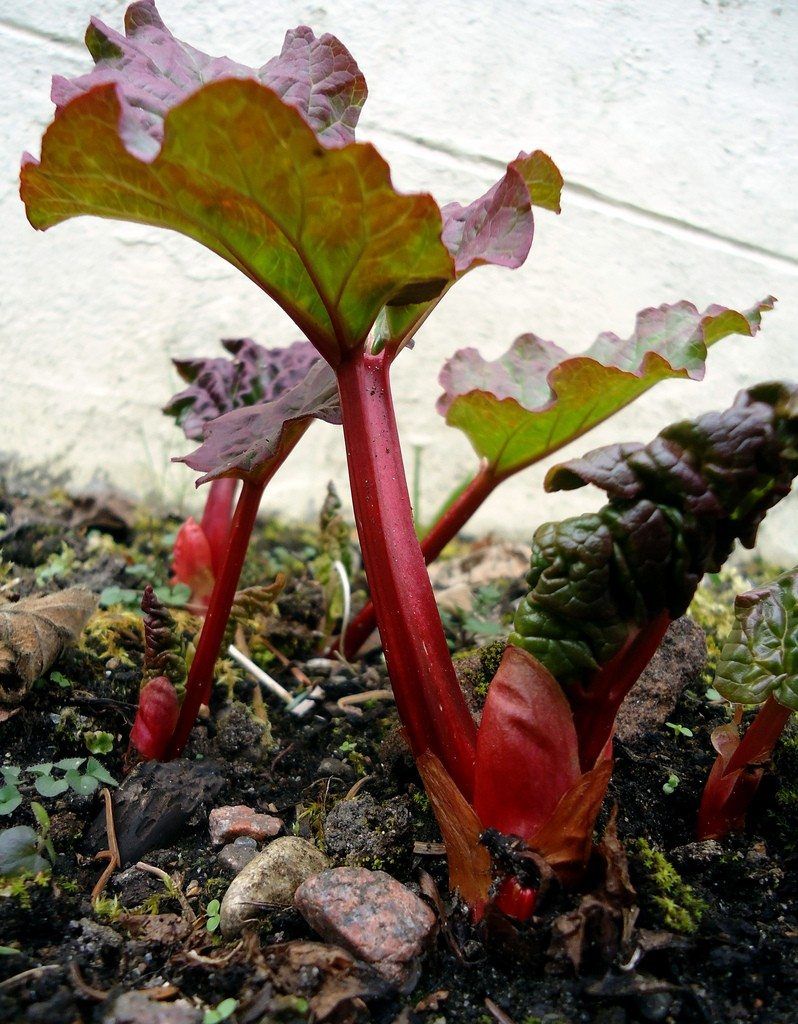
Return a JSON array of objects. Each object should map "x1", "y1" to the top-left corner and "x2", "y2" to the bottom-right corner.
[
  {"x1": 118, "y1": 913, "x2": 191, "y2": 945},
  {"x1": 417, "y1": 751, "x2": 493, "y2": 915},
  {"x1": 0, "y1": 587, "x2": 98, "y2": 704},
  {"x1": 266, "y1": 941, "x2": 390, "y2": 1022}
]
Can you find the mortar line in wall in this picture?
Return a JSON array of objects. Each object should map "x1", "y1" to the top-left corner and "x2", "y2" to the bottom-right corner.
[
  {"x1": 0, "y1": 18, "x2": 84, "y2": 57},
  {"x1": 365, "y1": 126, "x2": 798, "y2": 275}
]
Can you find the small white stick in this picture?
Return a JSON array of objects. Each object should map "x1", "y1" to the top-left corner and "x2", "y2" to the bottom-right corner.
[
  {"x1": 227, "y1": 643, "x2": 292, "y2": 705},
  {"x1": 333, "y1": 559, "x2": 351, "y2": 650}
]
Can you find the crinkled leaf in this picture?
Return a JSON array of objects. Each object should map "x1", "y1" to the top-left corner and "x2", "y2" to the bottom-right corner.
[
  {"x1": 439, "y1": 298, "x2": 774, "y2": 476},
  {"x1": 51, "y1": 1, "x2": 367, "y2": 154},
  {"x1": 178, "y1": 359, "x2": 342, "y2": 485},
  {"x1": 22, "y1": 77, "x2": 453, "y2": 363},
  {"x1": 0, "y1": 588, "x2": 98, "y2": 705},
  {"x1": 0, "y1": 826, "x2": 49, "y2": 876},
  {"x1": 714, "y1": 569, "x2": 798, "y2": 712},
  {"x1": 512, "y1": 384, "x2": 798, "y2": 692},
  {"x1": 441, "y1": 150, "x2": 562, "y2": 275},
  {"x1": 165, "y1": 339, "x2": 319, "y2": 441},
  {"x1": 474, "y1": 646, "x2": 580, "y2": 839}
]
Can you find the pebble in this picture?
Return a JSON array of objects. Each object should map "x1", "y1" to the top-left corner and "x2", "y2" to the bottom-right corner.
[
  {"x1": 103, "y1": 991, "x2": 202, "y2": 1023},
  {"x1": 217, "y1": 836, "x2": 259, "y2": 874},
  {"x1": 316, "y1": 756, "x2": 356, "y2": 781},
  {"x1": 294, "y1": 867, "x2": 436, "y2": 987},
  {"x1": 209, "y1": 805, "x2": 283, "y2": 845},
  {"x1": 219, "y1": 836, "x2": 329, "y2": 937}
]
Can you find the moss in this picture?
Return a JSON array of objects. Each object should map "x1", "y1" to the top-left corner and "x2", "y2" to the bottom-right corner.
[
  {"x1": 632, "y1": 838, "x2": 707, "y2": 934},
  {"x1": 0, "y1": 871, "x2": 51, "y2": 910},
  {"x1": 204, "y1": 877, "x2": 230, "y2": 903},
  {"x1": 80, "y1": 608, "x2": 144, "y2": 667},
  {"x1": 768, "y1": 723, "x2": 798, "y2": 854},
  {"x1": 453, "y1": 637, "x2": 507, "y2": 707},
  {"x1": 92, "y1": 895, "x2": 122, "y2": 921}
]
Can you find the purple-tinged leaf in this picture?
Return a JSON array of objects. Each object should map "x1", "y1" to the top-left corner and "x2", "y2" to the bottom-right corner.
[
  {"x1": 442, "y1": 150, "x2": 563, "y2": 275},
  {"x1": 165, "y1": 339, "x2": 319, "y2": 441},
  {"x1": 714, "y1": 568, "x2": 798, "y2": 712},
  {"x1": 51, "y1": 1, "x2": 367, "y2": 155},
  {"x1": 438, "y1": 297, "x2": 774, "y2": 477},
  {"x1": 177, "y1": 359, "x2": 341, "y2": 485}
]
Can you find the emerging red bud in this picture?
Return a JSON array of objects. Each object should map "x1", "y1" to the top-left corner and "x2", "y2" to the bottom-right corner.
[
  {"x1": 171, "y1": 516, "x2": 215, "y2": 609},
  {"x1": 129, "y1": 675, "x2": 180, "y2": 761}
]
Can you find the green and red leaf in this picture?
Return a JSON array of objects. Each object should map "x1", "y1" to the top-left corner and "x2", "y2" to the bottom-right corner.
[{"x1": 438, "y1": 298, "x2": 774, "y2": 477}]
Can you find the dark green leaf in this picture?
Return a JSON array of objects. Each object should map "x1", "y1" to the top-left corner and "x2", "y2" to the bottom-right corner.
[{"x1": 0, "y1": 826, "x2": 49, "y2": 876}]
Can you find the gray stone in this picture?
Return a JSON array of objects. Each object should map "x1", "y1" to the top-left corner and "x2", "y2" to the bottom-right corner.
[
  {"x1": 616, "y1": 617, "x2": 707, "y2": 747},
  {"x1": 324, "y1": 794, "x2": 412, "y2": 872},
  {"x1": 295, "y1": 867, "x2": 436, "y2": 987},
  {"x1": 217, "y1": 837, "x2": 259, "y2": 875},
  {"x1": 103, "y1": 991, "x2": 202, "y2": 1024},
  {"x1": 219, "y1": 836, "x2": 329, "y2": 937}
]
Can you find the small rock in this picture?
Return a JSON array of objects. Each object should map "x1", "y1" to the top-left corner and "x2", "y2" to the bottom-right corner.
[
  {"x1": 305, "y1": 658, "x2": 337, "y2": 675},
  {"x1": 324, "y1": 794, "x2": 412, "y2": 872},
  {"x1": 616, "y1": 618, "x2": 707, "y2": 747},
  {"x1": 295, "y1": 867, "x2": 436, "y2": 987},
  {"x1": 218, "y1": 836, "x2": 259, "y2": 874},
  {"x1": 209, "y1": 805, "x2": 283, "y2": 845},
  {"x1": 669, "y1": 839, "x2": 724, "y2": 869},
  {"x1": 220, "y1": 836, "x2": 329, "y2": 937},
  {"x1": 103, "y1": 991, "x2": 202, "y2": 1024},
  {"x1": 215, "y1": 701, "x2": 270, "y2": 762},
  {"x1": 316, "y1": 757, "x2": 356, "y2": 781}
]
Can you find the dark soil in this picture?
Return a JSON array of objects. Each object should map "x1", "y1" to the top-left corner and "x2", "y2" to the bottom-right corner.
[{"x1": 0, "y1": 464, "x2": 796, "y2": 1024}]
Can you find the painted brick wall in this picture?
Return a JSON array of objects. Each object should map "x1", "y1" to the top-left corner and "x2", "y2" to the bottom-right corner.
[{"x1": 2, "y1": 0, "x2": 797, "y2": 559}]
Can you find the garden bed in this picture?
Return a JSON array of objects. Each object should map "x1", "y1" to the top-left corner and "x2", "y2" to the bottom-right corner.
[{"x1": 0, "y1": 466, "x2": 795, "y2": 1024}]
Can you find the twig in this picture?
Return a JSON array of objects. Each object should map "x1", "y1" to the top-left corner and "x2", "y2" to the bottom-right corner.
[
  {"x1": 227, "y1": 644, "x2": 292, "y2": 704},
  {"x1": 337, "y1": 689, "x2": 394, "y2": 716},
  {"x1": 135, "y1": 861, "x2": 196, "y2": 924},
  {"x1": 485, "y1": 998, "x2": 518, "y2": 1024},
  {"x1": 259, "y1": 636, "x2": 313, "y2": 690},
  {"x1": 69, "y1": 962, "x2": 108, "y2": 1001},
  {"x1": 91, "y1": 787, "x2": 121, "y2": 900},
  {"x1": 0, "y1": 965, "x2": 60, "y2": 992},
  {"x1": 333, "y1": 559, "x2": 352, "y2": 651}
]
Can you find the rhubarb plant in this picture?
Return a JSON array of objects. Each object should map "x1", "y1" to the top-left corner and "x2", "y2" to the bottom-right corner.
[
  {"x1": 697, "y1": 568, "x2": 798, "y2": 840},
  {"x1": 165, "y1": 338, "x2": 320, "y2": 607},
  {"x1": 342, "y1": 298, "x2": 774, "y2": 656},
  {"x1": 21, "y1": 2, "x2": 796, "y2": 922}
]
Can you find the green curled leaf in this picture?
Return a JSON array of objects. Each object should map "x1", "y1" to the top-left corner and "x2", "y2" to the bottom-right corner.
[{"x1": 714, "y1": 569, "x2": 798, "y2": 712}]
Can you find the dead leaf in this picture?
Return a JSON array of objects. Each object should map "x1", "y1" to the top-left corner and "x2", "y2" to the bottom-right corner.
[
  {"x1": 417, "y1": 751, "x2": 493, "y2": 917},
  {"x1": 118, "y1": 913, "x2": 191, "y2": 944},
  {"x1": 0, "y1": 587, "x2": 98, "y2": 704},
  {"x1": 70, "y1": 489, "x2": 136, "y2": 536},
  {"x1": 415, "y1": 990, "x2": 449, "y2": 1012}
]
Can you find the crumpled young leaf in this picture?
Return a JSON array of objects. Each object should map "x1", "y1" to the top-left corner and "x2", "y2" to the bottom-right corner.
[
  {"x1": 712, "y1": 569, "x2": 798, "y2": 712},
  {"x1": 178, "y1": 359, "x2": 342, "y2": 485},
  {"x1": 165, "y1": 338, "x2": 319, "y2": 441},
  {"x1": 512, "y1": 383, "x2": 798, "y2": 688},
  {"x1": 0, "y1": 588, "x2": 98, "y2": 704},
  {"x1": 439, "y1": 298, "x2": 774, "y2": 477},
  {"x1": 51, "y1": 1, "x2": 367, "y2": 154}
]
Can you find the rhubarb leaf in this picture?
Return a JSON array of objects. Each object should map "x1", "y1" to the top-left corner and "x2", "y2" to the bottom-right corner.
[
  {"x1": 474, "y1": 646, "x2": 580, "y2": 840},
  {"x1": 441, "y1": 150, "x2": 563, "y2": 275},
  {"x1": 51, "y1": 1, "x2": 367, "y2": 153},
  {"x1": 178, "y1": 359, "x2": 341, "y2": 485},
  {"x1": 512, "y1": 384, "x2": 798, "y2": 687},
  {"x1": 22, "y1": 78, "x2": 453, "y2": 363},
  {"x1": 713, "y1": 569, "x2": 798, "y2": 712},
  {"x1": 165, "y1": 339, "x2": 319, "y2": 441},
  {"x1": 438, "y1": 298, "x2": 774, "y2": 477}
]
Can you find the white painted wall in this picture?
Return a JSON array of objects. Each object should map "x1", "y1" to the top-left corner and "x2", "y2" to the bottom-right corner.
[{"x1": 2, "y1": 1, "x2": 797, "y2": 560}]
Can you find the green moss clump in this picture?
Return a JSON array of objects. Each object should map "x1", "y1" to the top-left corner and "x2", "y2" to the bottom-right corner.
[
  {"x1": 769, "y1": 724, "x2": 798, "y2": 854},
  {"x1": 632, "y1": 838, "x2": 707, "y2": 934},
  {"x1": 453, "y1": 637, "x2": 507, "y2": 706}
]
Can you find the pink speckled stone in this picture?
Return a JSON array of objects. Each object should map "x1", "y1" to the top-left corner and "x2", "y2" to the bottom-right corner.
[
  {"x1": 295, "y1": 867, "x2": 436, "y2": 985},
  {"x1": 209, "y1": 805, "x2": 282, "y2": 846}
]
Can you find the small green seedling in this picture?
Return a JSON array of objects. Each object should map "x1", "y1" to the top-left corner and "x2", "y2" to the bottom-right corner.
[
  {"x1": 666, "y1": 722, "x2": 694, "y2": 739},
  {"x1": 204, "y1": 998, "x2": 237, "y2": 1024},
  {"x1": 84, "y1": 731, "x2": 115, "y2": 755},
  {"x1": 0, "y1": 802, "x2": 55, "y2": 876},
  {"x1": 0, "y1": 768, "x2": 22, "y2": 816},
  {"x1": 205, "y1": 898, "x2": 221, "y2": 933},
  {"x1": 30, "y1": 757, "x2": 117, "y2": 797},
  {"x1": 663, "y1": 773, "x2": 680, "y2": 795},
  {"x1": 99, "y1": 583, "x2": 191, "y2": 609},
  {"x1": 50, "y1": 672, "x2": 72, "y2": 689}
]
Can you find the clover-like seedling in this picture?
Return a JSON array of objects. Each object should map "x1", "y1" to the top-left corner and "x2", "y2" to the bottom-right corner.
[{"x1": 205, "y1": 899, "x2": 221, "y2": 933}]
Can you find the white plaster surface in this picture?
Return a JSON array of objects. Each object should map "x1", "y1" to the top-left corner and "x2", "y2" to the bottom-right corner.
[{"x1": 1, "y1": 0, "x2": 797, "y2": 561}]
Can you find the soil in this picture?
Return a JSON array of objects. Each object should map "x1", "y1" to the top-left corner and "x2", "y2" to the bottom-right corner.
[{"x1": 0, "y1": 462, "x2": 795, "y2": 1024}]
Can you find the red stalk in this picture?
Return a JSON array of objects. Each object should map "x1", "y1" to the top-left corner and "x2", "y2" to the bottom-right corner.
[
  {"x1": 697, "y1": 695, "x2": 792, "y2": 840},
  {"x1": 336, "y1": 350, "x2": 477, "y2": 798},
  {"x1": 200, "y1": 477, "x2": 238, "y2": 578},
  {"x1": 341, "y1": 463, "x2": 500, "y2": 658},
  {"x1": 570, "y1": 612, "x2": 671, "y2": 771}
]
